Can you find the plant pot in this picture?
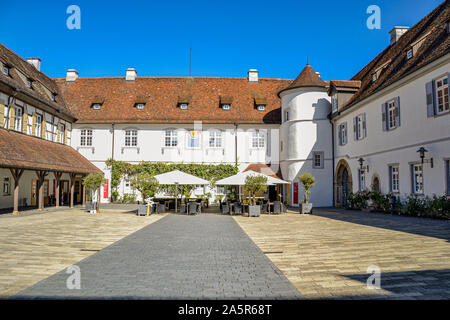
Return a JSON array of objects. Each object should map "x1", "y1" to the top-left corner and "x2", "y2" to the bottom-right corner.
[
  {"x1": 248, "y1": 205, "x2": 261, "y2": 217},
  {"x1": 300, "y1": 202, "x2": 313, "y2": 214},
  {"x1": 137, "y1": 204, "x2": 149, "y2": 216}
]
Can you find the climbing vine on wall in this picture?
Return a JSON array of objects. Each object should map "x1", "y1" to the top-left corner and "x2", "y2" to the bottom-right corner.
[{"x1": 105, "y1": 158, "x2": 239, "y2": 191}]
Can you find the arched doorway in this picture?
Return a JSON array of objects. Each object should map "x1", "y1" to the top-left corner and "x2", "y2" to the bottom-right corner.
[{"x1": 335, "y1": 159, "x2": 353, "y2": 207}]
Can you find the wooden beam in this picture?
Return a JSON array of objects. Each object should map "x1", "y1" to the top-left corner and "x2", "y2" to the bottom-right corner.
[
  {"x1": 35, "y1": 170, "x2": 48, "y2": 211},
  {"x1": 54, "y1": 172, "x2": 63, "y2": 208},
  {"x1": 69, "y1": 173, "x2": 77, "y2": 208},
  {"x1": 9, "y1": 168, "x2": 24, "y2": 215}
]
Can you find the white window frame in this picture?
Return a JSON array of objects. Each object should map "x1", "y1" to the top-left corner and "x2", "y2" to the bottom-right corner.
[
  {"x1": 251, "y1": 131, "x2": 265, "y2": 149},
  {"x1": 179, "y1": 103, "x2": 188, "y2": 110},
  {"x1": 209, "y1": 130, "x2": 222, "y2": 148},
  {"x1": 165, "y1": 130, "x2": 178, "y2": 147},
  {"x1": 284, "y1": 110, "x2": 289, "y2": 122},
  {"x1": 312, "y1": 152, "x2": 324, "y2": 169},
  {"x1": 412, "y1": 164, "x2": 423, "y2": 194},
  {"x1": 387, "y1": 99, "x2": 397, "y2": 129},
  {"x1": 390, "y1": 165, "x2": 399, "y2": 193},
  {"x1": 435, "y1": 75, "x2": 449, "y2": 115},
  {"x1": 3, "y1": 177, "x2": 10, "y2": 196},
  {"x1": 257, "y1": 105, "x2": 266, "y2": 111},
  {"x1": 92, "y1": 103, "x2": 102, "y2": 110},
  {"x1": 356, "y1": 114, "x2": 363, "y2": 140},
  {"x1": 3, "y1": 66, "x2": 10, "y2": 76},
  {"x1": 80, "y1": 129, "x2": 93, "y2": 146},
  {"x1": 35, "y1": 114, "x2": 42, "y2": 137},
  {"x1": 187, "y1": 131, "x2": 201, "y2": 149},
  {"x1": 125, "y1": 129, "x2": 138, "y2": 147},
  {"x1": 14, "y1": 107, "x2": 23, "y2": 131},
  {"x1": 332, "y1": 94, "x2": 338, "y2": 112},
  {"x1": 59, "y1": 123, "x2": 65, "y2": 143},
  {"x1": 136, "y1": 103, "x2": 145, "y2": 110},
  {"x1": 339, "y1": 123, "x2": 348, "y2": 145},
  {"x1": 406, "y1": 49, "x2": 413, "y2": 60},
  {"x1": 221, "y1": 104, "x2": 230, "y2": 111}
]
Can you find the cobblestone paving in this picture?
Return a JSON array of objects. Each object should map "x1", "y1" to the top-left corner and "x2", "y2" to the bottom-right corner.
[
  {"x1": 15, "y1": 214, "x2": 301, "y2": 299},
  {"x1": 234, "y1": 209, "x2": 450, "y2": 300},
  {"x1": 0, "y1": 208, "x2": 164, "y2": 298}
]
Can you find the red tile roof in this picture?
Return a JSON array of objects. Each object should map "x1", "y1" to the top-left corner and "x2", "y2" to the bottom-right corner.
[
  {"x1": 278, "y1": 64, "x2": 327, "y2": 96},
  {"x1": 0, "y1": 42, "x2": 76, "y2": 121},
  {"x1": 341, "y1": 0, "x2": 450, "y2": 112},
  {"x1": 55, "y1": 76, "x2": 293, "y2": 124},
  {"x1": 0, "y1": 128, "x2": 102, "y2": 174}
]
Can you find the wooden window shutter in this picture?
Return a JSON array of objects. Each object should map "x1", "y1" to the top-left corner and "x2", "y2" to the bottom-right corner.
[
  {"x1": 9, "y1": 107, "x2": 15, "y2": 130},
  {"x1": 353, "y1": 117, "x2": 357, "y2": 140},
  {"x1": 410, "y1": 164, "x2": 414, "y2": 194},
  {"x1": 41, "y1": 116, "x2": 46, "y2": 139},
  {"x1": 362, "y1": 113, "x2": 367, "y2": 138},
  {"x1": 64, "y1": 128, "x2": 68, "y2": 144},
  {"x1": 382, "y1": 103, "x2": 387, "y2": 131},
  {"x1": 56, "y1": 125, "x2": 60, "y2": 142},
  {"x1": 266, "y1": 131, "x2": 271, "y2": 157},
  {"x1": 425, "y1": 81, "x2": 436, "y2": 117},
  {"x1": 394, "y1": 96, "x2": 401, "y2": 127},
  {"x1": 22, "y1": 112, "x2": 28, "y2": 134},
  {"x1": 338, "y1": 125, "x2": 342, "y2": 146},
  {"x1": 388, "y1": 166, "x2": 393, "y2": 192},
  {"x1": 31, "y1": 113, "x2": 36, "y2": 136}
]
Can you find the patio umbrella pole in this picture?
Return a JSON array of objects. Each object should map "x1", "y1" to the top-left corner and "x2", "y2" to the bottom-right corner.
[{"x1": 175, "y1": 183, "x2": 178, "y2": 213}]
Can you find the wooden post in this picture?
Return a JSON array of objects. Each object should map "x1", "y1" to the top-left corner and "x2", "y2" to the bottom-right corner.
[
  {"x1": 54, "y1": 172, "x2": 63, "y2": 208},
  {"x1": 82, "y1": 176, "x2": 86, "y2": 207},
  {"x1": 10, "y1": 168, "x2": 24, "y2": 215},
  {"x1": 69, "y1": 173, "x2": 77, "y2": 208},
  {"x1": 36, "y1": 170, "x2": 48, "y2": 211}
]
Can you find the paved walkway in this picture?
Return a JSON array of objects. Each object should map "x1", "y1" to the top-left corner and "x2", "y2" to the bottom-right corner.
[
  {"x1": 15, "y1": 214, "x2": 301, "y2": 299},
  {"x1": 235, "y1": 208, "x2": 450, "y2": 300}
]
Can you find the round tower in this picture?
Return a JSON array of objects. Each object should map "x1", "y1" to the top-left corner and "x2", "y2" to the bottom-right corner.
[{"x1": 278, "y1": 63, "x2": 333, "y2": 207}]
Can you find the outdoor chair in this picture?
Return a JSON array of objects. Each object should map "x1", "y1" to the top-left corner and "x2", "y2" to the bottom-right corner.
[
  {"x1": 221, "y1": 204, "x2": 230, "y2": 215},
  {"x1": 188, "y1": 202, "x2": 198, "y2": 215},
  {"x1": 273, "y1": 201, "x2": 282, "y2": 214},
  {"x1": 232, "y1": 202, "x2": 242, "y2": 215}
]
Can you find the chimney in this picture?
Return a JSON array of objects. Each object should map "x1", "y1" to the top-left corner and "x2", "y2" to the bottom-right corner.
[
  {"x1": 248, "y1": 69, "x2": 259, "y2": 83},
  {"x1": 66, "y1": 69, "x2": 79, "y2": 82},
  {"x1": 126, "y1": 68, "x2": 137, "y2": 81},
  {"x1": 27, "y1": 58, "x2": 41, "y2": 71},
  {"x1": 390, "y1": 26, "x2": 409, "y2": 45}
]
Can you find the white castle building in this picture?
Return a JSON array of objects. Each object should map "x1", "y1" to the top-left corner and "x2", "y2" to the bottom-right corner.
[{"x1": 0, "y1": 1, "x2": 449, "y2": 212}]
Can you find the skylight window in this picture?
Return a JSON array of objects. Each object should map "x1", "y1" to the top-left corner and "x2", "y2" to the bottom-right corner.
[
  {"x1": 407, "y1": 49, "x2": 413, "y2": 60},
  {"x1": 179, "y1": 103, "x2": 188, "y2": 110},
  {"x1": 92, "y1": 103, "x2": 102, "y2": 110},
  {"x1": 257, "y1": 105, "x2": 266, "y2": 111},
  {"x1": 221, "y1": 104, "x2": 230, "y2": 111},
  {"x1": 136, "y1": 103, "x2": 145, "y2": 110}
]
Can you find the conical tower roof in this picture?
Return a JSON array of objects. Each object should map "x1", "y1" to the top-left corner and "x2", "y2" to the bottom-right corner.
[{"x1": 278, "y1": 63, "x2": 326, "y2": 96}]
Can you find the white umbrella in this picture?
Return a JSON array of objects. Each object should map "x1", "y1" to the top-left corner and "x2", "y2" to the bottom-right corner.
[
  {"x1": 154, "y1": 170, "x2": 209, "y2": 212},
  {"x1": 215, "y1": 170, "x2": 290, "y2": 186}
]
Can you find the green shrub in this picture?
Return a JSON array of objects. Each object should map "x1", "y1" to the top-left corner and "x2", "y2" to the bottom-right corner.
[
  {"x1": 347, "y1": 191, "x2": 370, "y2": 210},
  {"x1": 120, "y1": 193, "x2": 137, "y2": 204},
  {"x1": 370, "y1": 192, "x2": 391, "y2": 213},
  {"x1": 404, "y1": 196, "x2": 427, "y2": 217}
]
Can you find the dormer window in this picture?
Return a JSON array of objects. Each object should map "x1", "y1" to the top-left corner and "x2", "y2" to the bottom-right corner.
[
  {"x1": 135, "y1": 103, "x2": 145, "y2": 110},
  {"x1": 26, "y1": 79, "x2": 33, "y2": 89},
  {"x1": 219, "y1": 96, "x2": 233, "y2": 111},
  {"x1": 92, "y1": 103, "x2": 102, "y2": 110},
  {"x1": 253, "y1": 96, "x2": 267, "y2": 111},
  {"x1": 257, "y1": 105, "x2": 266, "y2": 111},
  {"x1": 406, "y1": 49, "x2": 413, "y2": 60},
  {"x1": 179, "y1": 103, "x2": 188, "y2": 110},
  {"x1": 372, "y1": 73, "x2": 377, "y2": 82},
  {"x1": 3, "y1": 65, "x2": 10, "y2": 76},
  {"x1": 178, "y1": 95, "x2": 191, "y2": 110},
  {"x1": 51, "y1": 93, "x2": 56, "y2": 101}
]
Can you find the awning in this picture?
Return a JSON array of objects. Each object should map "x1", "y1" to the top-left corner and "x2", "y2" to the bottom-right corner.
[
  {"x1": 215, "y1": 170, "x2": 290, "y2": 186},
  {"x1": 154, "y1": 170, "x2": 209, "y2": 185}
]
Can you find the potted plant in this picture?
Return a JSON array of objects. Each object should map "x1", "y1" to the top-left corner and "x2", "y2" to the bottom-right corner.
[
  {"x1": 130, "y1": 172, "x2": 159, "y2": 216},
  {"x1": 298, "y1": 172, "x2": 315, "y2": 214},
  {"x1": 244, "y1": 175, "x2": 268, "y2": 217},
  {"x1": 83, "y1": 173, "x2": 106, "y2": 213}
]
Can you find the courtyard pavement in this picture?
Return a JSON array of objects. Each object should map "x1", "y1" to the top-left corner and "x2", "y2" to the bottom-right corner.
[
  {"x1": 234, "y1": 208, "x2": 450, "y2": 299},
  {"x1": 14, "y1": 214, "x2": 301, "y2": 299}
]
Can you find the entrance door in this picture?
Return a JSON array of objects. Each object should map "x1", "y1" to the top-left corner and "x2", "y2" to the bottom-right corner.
[{"x1": 341, "y1": 168, "x2": 350, "y2": 207}]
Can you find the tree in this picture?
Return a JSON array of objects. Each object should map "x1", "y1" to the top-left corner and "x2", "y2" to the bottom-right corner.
[
  {"x1": 298, "y1": 172, "x2": 315, "y2": 203},
  {"x1": 83, "y1": 173, "x2": 106, "y2": 212},
  {"x1": 245, "y1": 175, "x2": 268, "y2": 205},
  {"x1": 130, "y1": 172, "x2": 159, "y2": 203}
]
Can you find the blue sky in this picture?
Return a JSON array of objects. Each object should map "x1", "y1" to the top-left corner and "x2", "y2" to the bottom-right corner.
[{"x1": 0, "y1": 0, "x2": 443, "y2": 80}]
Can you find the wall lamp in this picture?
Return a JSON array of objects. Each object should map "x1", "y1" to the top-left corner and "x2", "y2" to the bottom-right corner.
[
  {"x1": 417, "y1": 147, "x2": 433, "y2": 168},
  {"x1": 358, "y1": 158, "x2": 369, "y2": 173}
]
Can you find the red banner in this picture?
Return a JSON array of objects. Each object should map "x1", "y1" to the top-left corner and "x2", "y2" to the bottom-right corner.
[
  {"x1": 103, "y1": 179, "x2": 109, "y2": 199},
  {"x1": 293, "y1": 182, "x2": 299, "y2": 205}
]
